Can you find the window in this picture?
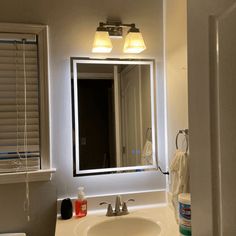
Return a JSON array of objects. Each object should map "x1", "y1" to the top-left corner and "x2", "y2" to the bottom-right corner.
[{"x1": 0, "y1": 23, "x2": 53, "y2": 183}]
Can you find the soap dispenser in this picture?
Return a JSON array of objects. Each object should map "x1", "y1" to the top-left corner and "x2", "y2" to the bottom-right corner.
[{"x1": 75, "y1": 186, "x2": 87, "y2": 218}]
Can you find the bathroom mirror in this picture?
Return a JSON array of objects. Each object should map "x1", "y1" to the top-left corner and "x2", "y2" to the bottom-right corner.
[{"x1": 71, "y1": 58, "x2": 158, "y2": 176}]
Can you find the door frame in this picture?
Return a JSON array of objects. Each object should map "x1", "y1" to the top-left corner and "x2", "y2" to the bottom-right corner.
[{"x1": 188, "y1": 1, "x2": 236, "y2": 235}]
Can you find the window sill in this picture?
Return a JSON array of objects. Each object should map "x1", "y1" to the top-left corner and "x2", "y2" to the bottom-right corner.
[{"x1": 0, "y1": 168, "x2": 56, "y2": 184}]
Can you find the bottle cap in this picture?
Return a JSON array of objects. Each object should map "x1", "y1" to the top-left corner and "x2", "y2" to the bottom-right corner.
[
  {"x1": 78, "y1": 186, "x2": 84, "y2": 191},
  {"x1": 178, "y1": 193, "x2": 191, "y2": 204},
  {"x1": 78, "y1": 186, "x2": 85, "y2": 200}
]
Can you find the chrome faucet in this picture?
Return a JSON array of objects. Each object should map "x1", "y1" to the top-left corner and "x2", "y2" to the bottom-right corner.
[
  {"x1": 100, "y1": 195, "x2": 135, "y2": 217},
  {"x1": 114, "y1": 195, "x2": 122, "y2": 215}
]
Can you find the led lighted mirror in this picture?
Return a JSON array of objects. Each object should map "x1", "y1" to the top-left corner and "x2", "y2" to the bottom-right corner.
[{"x1": 71, "y1": 58, "x2": 158, "y2": 176}]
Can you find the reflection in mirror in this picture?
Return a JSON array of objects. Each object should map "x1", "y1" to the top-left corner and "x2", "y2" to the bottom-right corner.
[{"x1": 71, "y1": 58, "x2": 157, "y2": 176}]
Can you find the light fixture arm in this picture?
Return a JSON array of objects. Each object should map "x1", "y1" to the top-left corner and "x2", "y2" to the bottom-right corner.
[
  {"x1": 99, "y1": 21, "x2": 137, "y2": 29},
  {"x1": 96, "y1": 22, "x2": 107, "y2": 31},
  {"x1": 98, "y1": 22, "x2": 141, "y2": 34}
]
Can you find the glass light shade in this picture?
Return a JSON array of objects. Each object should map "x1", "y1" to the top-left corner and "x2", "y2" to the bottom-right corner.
[
  {"x1": 123, "y1": 32, "x2": 146, "y2": 53},
  {"x1": 92, "y1": 31, "x2": 112, "y2": 53}
]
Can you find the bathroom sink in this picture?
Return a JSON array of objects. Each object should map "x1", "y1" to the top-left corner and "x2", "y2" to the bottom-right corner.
[
  {"x1": 56, "y1": 206, "x2": 178, "y2": 236},
  {"x1": 85, "y1": 216, "x2": 161, "y2": 236}
]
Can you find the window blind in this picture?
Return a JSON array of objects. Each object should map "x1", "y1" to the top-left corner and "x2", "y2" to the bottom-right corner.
[{"x1": 0, "y1": 34, "x2": 40, "y2": 173}]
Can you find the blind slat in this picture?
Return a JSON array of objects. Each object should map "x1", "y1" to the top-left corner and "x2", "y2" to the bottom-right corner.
[
  {"x1": 0, "y1": 64, "x2": 38, "y2": 71},
  {"x1": 0, "y1": 118, "x2": 39, "y2": 125},
  {"x1": 0, "y1": 71, "x2": 38, "y2": 77},
  {"x1": 0, "y1": 152, "x2": 39, "y2": 158},
  {"x1": 0, "y1": 157, "x2": 40, "y2": 173},
  {"x1": 0, "y1": 105, "x2": 38, "y2": 112},
  {"x1": 0, "y1": 145, "x2": 39, "y2": 153},
  {"x1": 0, "y1": 43, "x2": 37, "y2": 50},
  {"x1": 0, "y1": 112, "x2": 39, "y2": 119},
  {"x1": 0, "y1": 84, "x2": 38, "y2": 91},
  {"x1": 0, "y1": 125, "x2": 39, "y2": 133},
  {"x1": 0, "y1": 91, "x2": 38, "y2": 99},
  {"x1": 0, "y1": 99, "x2": 38, "y2": 106},
  {"x1": 0, "y1": 57, "x2": 37, "y2": 64},
  {"x1": 0, "y1": 51, "x2": 37, "y2": 58},
  {"x1": 0, "y1": 131, "x2": 39, "y2": 139},
  {"x1": 0, "y1": 77, "x2": 38, "y2": 84},
  {"x1": 0, "y1": 138, "x2": 39, "y2": 145}
]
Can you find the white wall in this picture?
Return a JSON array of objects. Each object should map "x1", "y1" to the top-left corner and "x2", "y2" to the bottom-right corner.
[
  {"x1": 49, "y1": 0, "x2": 166, "y2": 199},
  {"x1": 165, "y1": 0, "x2": 188, "y2": 172},
  {"x1": 0, "y1": 0, "x2": 167, "y2": 203}
]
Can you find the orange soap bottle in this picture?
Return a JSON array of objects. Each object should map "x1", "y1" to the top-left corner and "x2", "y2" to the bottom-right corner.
[{"x1": 75, "y1": 186, "x2": 87, "y2": 218}]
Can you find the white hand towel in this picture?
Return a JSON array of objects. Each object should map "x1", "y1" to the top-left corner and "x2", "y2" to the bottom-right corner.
[
  {"x1": 170, "y1": 150, "x2": 190, "y2": 221},
  {"x1": 141, "y1": 140, "x2": 153, "y2": 165}
]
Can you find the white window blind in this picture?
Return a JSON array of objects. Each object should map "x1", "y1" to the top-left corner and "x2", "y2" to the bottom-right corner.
[{"x1": 0, "y1": 34, "x2": 40, "y2": 173}]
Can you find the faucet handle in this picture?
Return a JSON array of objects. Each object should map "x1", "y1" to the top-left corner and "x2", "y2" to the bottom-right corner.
[
  {"x1": 99, "y1": 201, "x2": 108, "y2": 205},
  {"x1": 122, "y1": 199, "x2": 135, "y2": 215},
  {"x1": 127, "y1": 198, "x2": 135, "y2": 203},
  {"x1": 99, "y1": 202, "x2": 114, "y2": 217}
]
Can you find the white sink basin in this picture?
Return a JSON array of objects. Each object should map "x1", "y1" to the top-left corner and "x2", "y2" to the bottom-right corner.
[
  {"x1": 56, "y1": 206, "x2": 179, "y2": 236},
  {"x1": 85, "y1": 216, "x2": 161, "y2": 236}
]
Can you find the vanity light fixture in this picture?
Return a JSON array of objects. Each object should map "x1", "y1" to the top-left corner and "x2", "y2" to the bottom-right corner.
[
  {"x1": 92, "y1": 23, "x2": 113, "y2": 53},
  {"x1": 123, "y1": 24, "x2": 146, "y2": 53},
  {"x1": 92, "y1": 21, "x2": 146, "y2": 54}
]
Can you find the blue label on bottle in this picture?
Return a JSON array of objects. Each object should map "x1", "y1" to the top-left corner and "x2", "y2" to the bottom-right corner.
[
  {"x1": 179, "y1": 203, "x2": 191, "y2": 220},
  {"x1": 179, "y1": 202, "x2": 191, "y2": 235}
]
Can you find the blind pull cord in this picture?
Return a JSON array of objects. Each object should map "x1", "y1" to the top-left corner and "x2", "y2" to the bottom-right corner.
[
  {"x1": 14, "y1": 41, "x2": 22, "y2": 169},
  {"x1": 22, "y1": 39, "x2": 30, "y2": 222}
]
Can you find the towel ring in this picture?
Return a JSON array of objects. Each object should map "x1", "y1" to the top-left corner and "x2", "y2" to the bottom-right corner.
[{"x1": 175, "y1": 129, "x2": 189, "y2": 153}]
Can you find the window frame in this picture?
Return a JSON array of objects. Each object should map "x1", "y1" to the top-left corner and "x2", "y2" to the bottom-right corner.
[{"x1": 0, "y1": 23, "x2": 55, "y2": 184}]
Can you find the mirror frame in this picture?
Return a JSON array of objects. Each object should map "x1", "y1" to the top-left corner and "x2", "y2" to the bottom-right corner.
[{"x1": 71, "y1": 57, "x2": 158, "y2": 176}]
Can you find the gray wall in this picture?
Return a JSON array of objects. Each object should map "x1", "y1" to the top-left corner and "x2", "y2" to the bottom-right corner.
[
  {"x1": 0, "y1": 0, "x2": 166, "y2": 235},
  {"x1": 0, "y1": 182, "x2": 57, "y2": 236}
]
